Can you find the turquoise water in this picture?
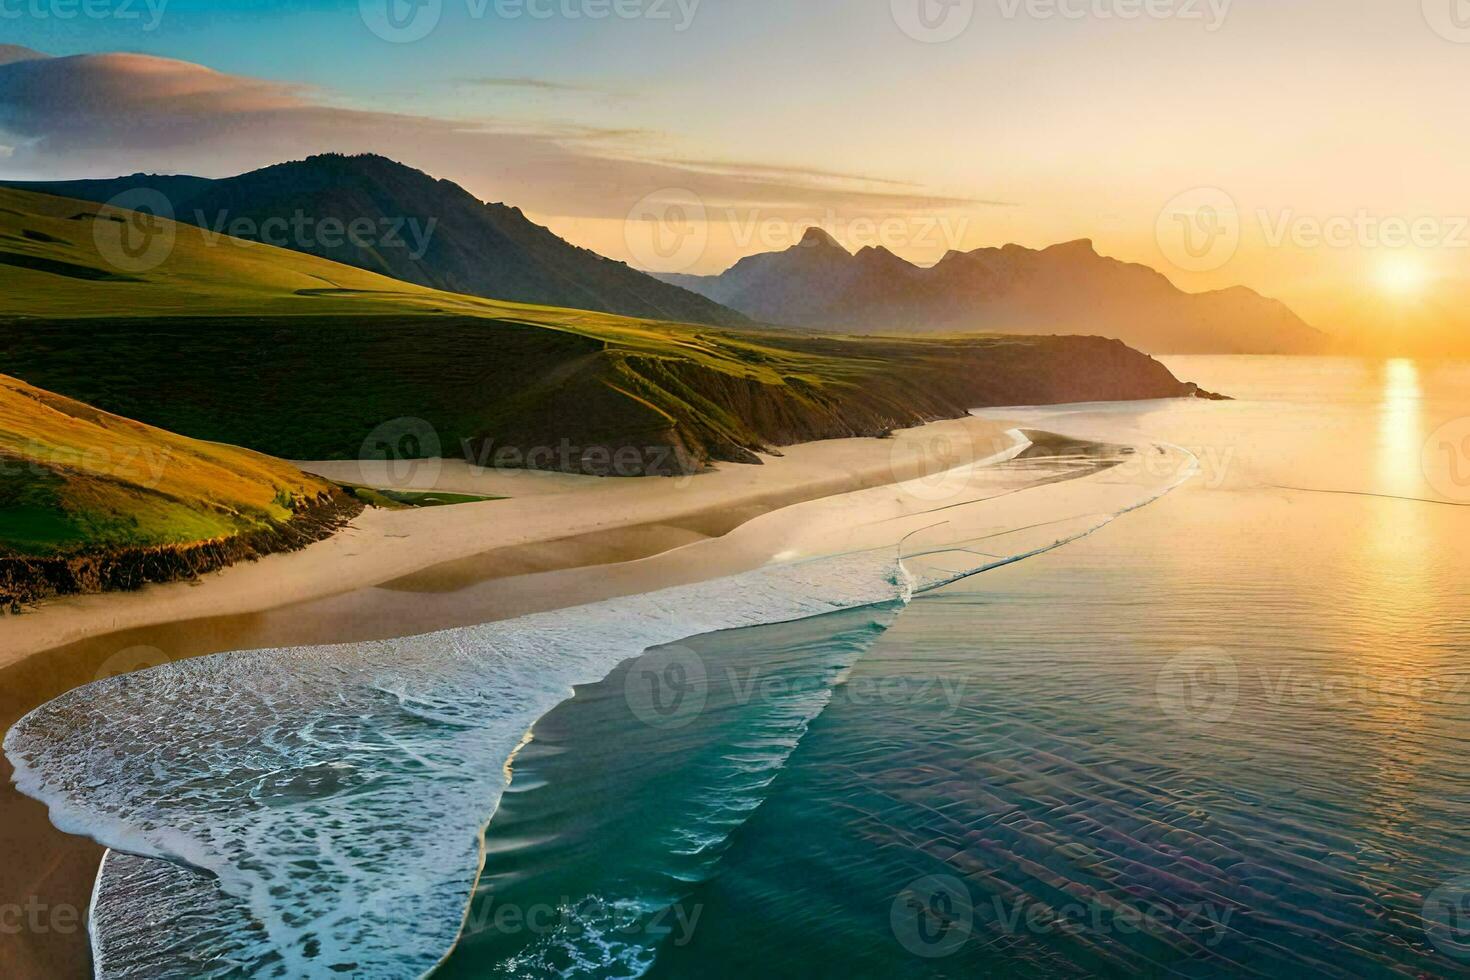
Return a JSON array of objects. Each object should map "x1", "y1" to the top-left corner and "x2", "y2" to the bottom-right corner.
[
  {"x1": 8, "y1": 357, "x2": 1469, "y2": 977},
  {"x1": 443, "y1": 358, "x2": 1470, "y2": 977}
]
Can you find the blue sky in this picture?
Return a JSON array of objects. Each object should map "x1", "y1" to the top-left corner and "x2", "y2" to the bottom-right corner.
[{"x1": 3, "y1": 0, "x2": 1468, "y2": 345}]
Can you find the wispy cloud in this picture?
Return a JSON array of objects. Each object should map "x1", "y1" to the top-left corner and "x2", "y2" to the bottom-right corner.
[
  {"x1": 0, "y1": 50, "x2": 1003, "y2": 223},
  {"x1": 457, "y1": 76, "x2": 628, "y2": 98}
]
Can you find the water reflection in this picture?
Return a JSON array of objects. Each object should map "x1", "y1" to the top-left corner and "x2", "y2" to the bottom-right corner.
[{"x1": 1377, "y1": 358, "x2": 1422, "y2": 498}]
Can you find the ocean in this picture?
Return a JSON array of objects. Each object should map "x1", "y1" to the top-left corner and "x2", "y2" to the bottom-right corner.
[
  {"x1": 8, "y1": 356, "x2": 1470, "y2": 977},
  {"x1": 440, "y1": 357, "x2": 1470, "y2": 977}
]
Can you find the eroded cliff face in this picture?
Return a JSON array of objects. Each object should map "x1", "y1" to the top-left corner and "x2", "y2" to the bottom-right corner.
[
  {"x1": 0, "y1": 490, "x2": 362, "y2": 609},
  {"x1": 2, "y1": 313, "x2": 1215, "y2": 480},
  {"x1": 467, "y1": 336, "x2": 1214, "y2": 477}
]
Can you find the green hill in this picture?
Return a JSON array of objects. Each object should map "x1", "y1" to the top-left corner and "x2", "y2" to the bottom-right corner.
[
  {"x1": 0, "y1": 185, "x2": 1211, "y2": 476},
  {"x1": 0, "y1": 153, "x2": 748, "y2": 327},
  {"x1": 0, "y1": 372, "x2": 358, "y2": 607}
]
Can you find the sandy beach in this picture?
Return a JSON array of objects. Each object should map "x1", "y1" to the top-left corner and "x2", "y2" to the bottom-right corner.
[{"x1": 0, "y1": 415, "x2": 1019, "y2": 979}]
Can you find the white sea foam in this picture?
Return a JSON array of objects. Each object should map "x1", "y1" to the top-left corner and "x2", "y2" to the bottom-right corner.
[{"x1": 4, "y1": 428, "x2": 1198, "y2": 978}]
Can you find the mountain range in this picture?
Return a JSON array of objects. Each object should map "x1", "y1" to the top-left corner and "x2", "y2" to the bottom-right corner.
[
  {"x1": 659, "y1": 228, "x2": 1327, "y2": 354},
  {"x1": 0, "y1": 183, "x2": 1214, "y2": 478},
  {"x1": 1, "y1": 154, "x2": 747, "y2": 327}
]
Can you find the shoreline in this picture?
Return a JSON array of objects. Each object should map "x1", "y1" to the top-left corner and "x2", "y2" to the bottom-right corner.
[
  {"x1": 0, "y1": 413, "x2": 1030, "y2": 980},
  {"x1": 0, "y1": 414, "x2": 1019, "y2": 668},
  {"x1": 11, "y1": 418, "x2": 1199, "y2": 979}
]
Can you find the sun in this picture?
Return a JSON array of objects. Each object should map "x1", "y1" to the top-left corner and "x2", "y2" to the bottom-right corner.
[{"x1": 1374, "y1": 255, "x2": 1431, "y2": 298}]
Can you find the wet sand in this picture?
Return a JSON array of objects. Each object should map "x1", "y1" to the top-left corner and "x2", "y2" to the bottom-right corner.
[{"x1": 0, "y1": 416, "x2": 1017, "y2": 978}]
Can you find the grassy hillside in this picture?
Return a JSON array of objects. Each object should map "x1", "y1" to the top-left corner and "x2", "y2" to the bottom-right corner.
[
  {"x1": 1, "y1": 153, "x2": 749, "y2": 327},
  {"x1": 0, "y1": 186, "x2": 1210, "y2": 476},
  {"x1": 0, "y1": 372, "x2": 359, "y2": 606}
]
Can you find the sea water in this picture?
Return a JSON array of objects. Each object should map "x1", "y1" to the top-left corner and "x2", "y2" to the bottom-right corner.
[
  {"x1": 444, "y1": 357, "x2": 1470, "y2": 977},
  {"x1": 9, "y1": 357, "x2": 1469, "y2": 977}
]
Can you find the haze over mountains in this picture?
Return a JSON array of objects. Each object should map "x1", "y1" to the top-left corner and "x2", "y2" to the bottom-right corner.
[
  {"x1": 660, "y1": 228, "x2": 1328, "y2": 355},
  {"x1": 4, "y1": 151, "x2": 1324, "y2": 353},
  {"x1": 2, "y1": 154, "x2": 747, "y2": 328}
]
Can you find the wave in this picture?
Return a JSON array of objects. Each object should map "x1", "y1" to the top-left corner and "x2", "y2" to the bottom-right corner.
[{"x1": 5, "y1": 430, "x2": 1198, "y2": 978}]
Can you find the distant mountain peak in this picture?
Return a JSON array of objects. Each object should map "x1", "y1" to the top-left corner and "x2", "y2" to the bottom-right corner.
[
  {"x1": 798, "y1": 226, "x2": 846, "y2": 251},
  {"x1": 1044, "y1": 238, "x2": 1098, "y2": 257},
  {"x1": 0, "y1": 155, "x2": 747, "y2": 327},
  {"x1": 0, "y1": 44, "x2": 48, "y2": 65},
  {"x1": 666, "y1": 232, "x2": 1325, "y2": 354}
]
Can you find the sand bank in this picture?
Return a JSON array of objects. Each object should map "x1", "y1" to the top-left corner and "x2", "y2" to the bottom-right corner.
[{"x1": 0, "y1": 415, "x2": 1021, "y2": 980}]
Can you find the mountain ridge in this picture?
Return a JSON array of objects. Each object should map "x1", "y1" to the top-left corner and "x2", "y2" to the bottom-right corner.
[
  {"x1": 0, "y1": 154, "x2": 749, "y2": 328},
  {"x1": 660, "y1": 230, "x2": 1327, "y2": 354}
]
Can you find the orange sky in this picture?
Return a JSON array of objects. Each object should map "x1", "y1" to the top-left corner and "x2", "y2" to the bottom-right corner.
[{"x1": 4, "y1": 1, "x2": 1467, "y2": 353}]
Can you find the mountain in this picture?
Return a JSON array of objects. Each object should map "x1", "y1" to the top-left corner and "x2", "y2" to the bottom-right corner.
[
  {"x1": 0, "y1": 372, "x2": 358, "y2": 608},
  {"x1": 0, "y1": 153, "x2": 748, "y2": 327},
  {"x1": 660, "y1": 229, "x2": 1327, "y2": 354},
  {"x1": 0, "y1": 185, "x2": 1218, "y2": 478}
]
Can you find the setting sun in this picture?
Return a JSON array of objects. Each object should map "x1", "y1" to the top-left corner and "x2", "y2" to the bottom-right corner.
[{"x1": 1375, "y1": 255, "x2": 1432, "y2": 298}]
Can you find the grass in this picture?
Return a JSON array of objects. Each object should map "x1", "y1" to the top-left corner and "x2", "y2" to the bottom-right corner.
[
  {"x1": 341, "y1": 485, "x2": 501, "y2": 509},
  {"x1": 0, "y1": 186, "x2": 1197, "y2": 476},
  {"x1": 0, "y1": 372, "x2": 340, "y2": 558}
]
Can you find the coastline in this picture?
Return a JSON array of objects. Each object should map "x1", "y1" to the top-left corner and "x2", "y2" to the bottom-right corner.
[
  {"x1": 0, "y1": 415, "x2": 1019, "y2": 668},
  {"x1": 0, "y1": 414, "x2": 1025, "y2": 980}
]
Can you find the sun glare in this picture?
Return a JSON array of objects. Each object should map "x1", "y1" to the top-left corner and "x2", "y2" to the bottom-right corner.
[{"x1": 1374, "y1": 255, "x2": 1431, "y2": 298}]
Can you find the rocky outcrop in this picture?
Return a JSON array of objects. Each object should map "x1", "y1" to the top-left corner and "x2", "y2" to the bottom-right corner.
[{"x1": 0, "y1": 490, "x2": 362, "y2": 611}]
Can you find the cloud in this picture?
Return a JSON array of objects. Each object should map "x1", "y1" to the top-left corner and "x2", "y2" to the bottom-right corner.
[
  {"x1": 456, "y1": 76, "x2": 627, "y2": 97},
  {"x1": 0, "y1": 50, "x2": 999, "y2": 225}
]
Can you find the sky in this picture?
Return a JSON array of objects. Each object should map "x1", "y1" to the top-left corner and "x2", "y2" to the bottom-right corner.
[{"x1": 2, "y1": 0, "x2": 1468, "y2": 352}]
